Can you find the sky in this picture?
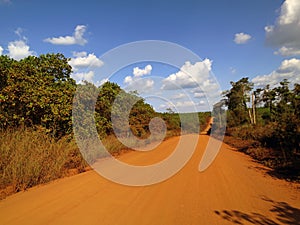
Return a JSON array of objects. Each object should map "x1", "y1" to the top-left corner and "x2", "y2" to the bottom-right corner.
[{"x1": 0, "y1": 0, "x2": 300, "y2": 112}]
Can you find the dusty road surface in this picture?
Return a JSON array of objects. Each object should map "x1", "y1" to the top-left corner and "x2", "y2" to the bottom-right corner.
[{"x1": 0, "y1": 135, "x2": 299, "y2": 225}]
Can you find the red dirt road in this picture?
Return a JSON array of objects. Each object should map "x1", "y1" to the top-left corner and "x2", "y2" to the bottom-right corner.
[{"x1": 0, "y1": 135, "x2": 299, "y2": 225}]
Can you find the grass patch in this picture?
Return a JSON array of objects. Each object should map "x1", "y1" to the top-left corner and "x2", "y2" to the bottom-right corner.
[
  {"x1": 0, "y1": 128, "x2": 88, "y2": 199},
  {"x1": 0, "y1": 113, "x2": 211, "y2": 199}
]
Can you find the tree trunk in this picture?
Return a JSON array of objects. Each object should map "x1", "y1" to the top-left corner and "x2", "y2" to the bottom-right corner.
[
  {"x1": 248, "y1": 109, "x2": 253, "y2": 124},
  {"x1": 252, "y1": 93, "x2": 256, "y2": 125}
]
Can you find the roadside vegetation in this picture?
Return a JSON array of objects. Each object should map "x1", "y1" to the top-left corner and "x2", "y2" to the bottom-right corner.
[
  {"x1": 218, "y1": 77, "x2": 300, "y2": 181},
  {"x1": 0, "y1": 54, "x2": 210, "y2": 198},
  {"x1": 1, "y1": 52, "x2": 298, "y2": 199}
]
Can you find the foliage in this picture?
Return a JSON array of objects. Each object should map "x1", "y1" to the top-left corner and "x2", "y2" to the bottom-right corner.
[
  {"x1": 0, "y1": 54, "x2": 171, "y2": 198},
  {"x1": 0, "y1": 54, "x2": 76, "y2": 138},
  {"x1": 224, "y1": 77, "x2": 300, "y2": 174},
  {"x1": 223, "y1": 77, "x2": 254, "y2": 126}
]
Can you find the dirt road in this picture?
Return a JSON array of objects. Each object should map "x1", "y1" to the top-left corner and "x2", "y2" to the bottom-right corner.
[
  {"x1": 200, "y1": 117, "x2": 214, "y2": 134},
  {"x1": 0, "y1": 135, "x2": 299, "y2": 225}
]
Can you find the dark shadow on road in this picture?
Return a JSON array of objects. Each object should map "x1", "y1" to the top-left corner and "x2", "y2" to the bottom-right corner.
[
  {"x1": 214, "y1": 197, "x2": 300, "y2": 225},
  {"x1": 248, "y1": 164, "x2": 300, "y2": 183},
  {"x1": 266, "y1": 166, "x2": 300, "y2": 182}
]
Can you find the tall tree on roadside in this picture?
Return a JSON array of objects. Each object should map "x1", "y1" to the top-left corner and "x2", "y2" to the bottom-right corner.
[{"x1": 223, "y1": 77, "x2": 253, "y2": 126}]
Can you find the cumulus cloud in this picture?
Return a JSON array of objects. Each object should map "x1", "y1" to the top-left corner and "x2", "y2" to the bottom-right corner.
[
  {"x1": 161, "y1": 59, "x2": 213, "y2": 90},
  {"x1": 7, "y1": 40, "x2": 34, "y2": 60},
  {"x1": 133, "y1": 65, "x2": 152, "y2": 77},
  {"x1": 234, "y1": 33, "x2": 252, "y2": 44},
  {"x1": 265, "y1": 0, "x2": 300, "y2": 56},
  {"x1": 0, "y1": 46, "x2": 3, "y2": 55},
  {"x1": 275, "y1": 46, "x2": 300, "y2": 56},
  {"x1": 124, "y1": 65, "x2": 152, "y2": 82},
  {"x1": 71, "y1": 71, "x2": 94, "y2": 82},
  {"x1": 123, "y1": 65, "x2": 154, "y2": 92},
  {"x1": 69, "y1": 51, "x2": 103, "y2": 84},
  {"x1": 97, "y1": 78, "x2": 109, "y2": 86},
  {"x1": 69, "y1": 51, "x2": 103, "y2": 71},
  {"x1": 44, "y1": 25, "x2": 88, "y2": 46},
  {"x1": 161, "y1": 60, "x2": 221, "y2": 109},
  {"x1": 124, "y1": 78, "x2": 154, "y2": 94},
  {"x1": 252, "y1": 58, "x2": 300, "y2": 88}
]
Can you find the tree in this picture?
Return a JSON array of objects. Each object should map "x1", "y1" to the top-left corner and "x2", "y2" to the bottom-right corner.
[
  {"x1": 95, "y1": 82, "x2": 157, "y2": 138},
  {"x1": 224, "y1": 77, "x2": 254, "y2": 126},
  {"x1": 257, "y1": 80, "x2": 300, "y2": 163},
  {"x1": 0, "y1": 54, "x2": 76, "y2": 137}
]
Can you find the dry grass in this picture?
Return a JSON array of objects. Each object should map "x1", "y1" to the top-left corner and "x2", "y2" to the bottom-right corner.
[
  {"x1": 0, "y1": 127, "x2": 184, "y2": 199},
  {"x1": 0, "y1": 128, "x2": 88, "y2": 199}
]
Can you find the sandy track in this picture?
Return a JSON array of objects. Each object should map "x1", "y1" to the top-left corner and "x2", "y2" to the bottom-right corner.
[{"x1": 0, "y1": 135, "x2": 299, "y2": 225}]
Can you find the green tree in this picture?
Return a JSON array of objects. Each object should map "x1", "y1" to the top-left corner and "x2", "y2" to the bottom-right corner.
[
  {"x1": 0, "y1": 54, "x2": 76, "y2": 137},
  {"x1": 95, "y1": 82, "x2": 157, "y2": 138},
  {"x1": 272, "y1": 80, "x2": 299, "y2": 161},
  {"x1": 224, "y1": 77, "x2": 253, "y2": 126}
]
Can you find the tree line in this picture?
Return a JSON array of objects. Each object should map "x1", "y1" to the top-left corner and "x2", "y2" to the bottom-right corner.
[
  {"x1": 0, "y1": 53, "x2": 210, "y2": 141},
  {"x1": 0, "y1": 54, "x2": 161, "y2": 139},
  {"x1": 220, "y1": 77, "x2": 300, "y2": 171},
  {"x1": 1, "y1": 53, "x2": 298, "y2": 164}
]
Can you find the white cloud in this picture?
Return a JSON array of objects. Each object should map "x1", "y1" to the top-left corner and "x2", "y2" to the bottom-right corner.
[
  {"x1": 97, "y1": 78, "x2": 109, "y2": 86},
  {"x1": 265, "y1": 0, "x2": 300, "y2": 56},
  {"x1": 133, "y1": 65, "x2": 152, "y2": 77},
  {"x1": 0, "y1": 46, "x2": 3, "y2": 55},
  {"x1": 69, "y1": 52, "x2": 103, "y2": 71},
  {"x1": 161, "y1": 59, "x2": 221, "y2": 107},
  {"x1": 123, "y1": 65, "x2": 154, "y2": 92},
  {"x1": 44, "y1": 25, "x2": 88, "y2": 46},
  {"x1": 161, "y1": 59, "x2": 212, "y2": 90},
  {"x1": 69, "y1": 52, "x2": 103, "y2": 84},
  {"x1": 171, "y1": 93, "x2": 186, "y2": 100},
  {"x1": 72, "y1": 71, "x2": 94, "y2": 82},
  {"x1": 159, "y1": 100, "x2": 206, "y2": 112},
  {"x1": 124, "y1": 65, "x2": 152, "y2": 82},
  {"x1": 234, "y1": 32, "x2": 252, "y2": 44},
  {"x1": 275, "y1": 46, "x2": 300, "y2": 56},
  {"x1": 278, "y1": 0, "x2": 300, "y2": 25},
  {"x1": 124, "y1": 78, "x2": 154, "y2": 93},
  {"x1": 194, "y1": 92, "x2": 205, "y2": 98},
  {"x1": 252, "y1": 58, "x2": 300, "y2": 88},
  {"x1": 124, "y1": 75, "x2": 133, "y2": 84},
  {"x1": 7, "y1": 40, "x2": 34, "y2": 60}
]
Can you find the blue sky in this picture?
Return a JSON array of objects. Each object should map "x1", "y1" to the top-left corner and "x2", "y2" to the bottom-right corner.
[{"x1": 1, "y1": 0, "x2": 300, "y2": 112}]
